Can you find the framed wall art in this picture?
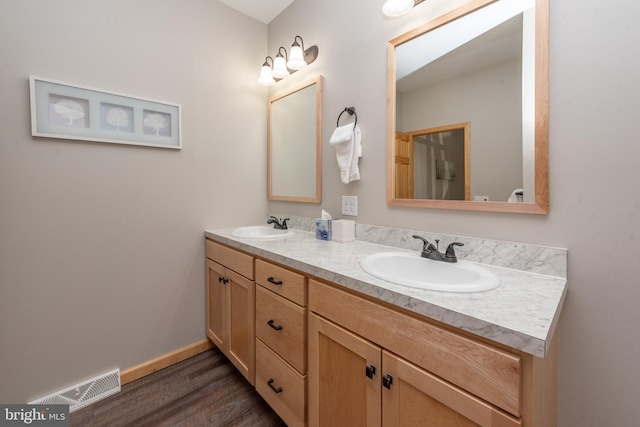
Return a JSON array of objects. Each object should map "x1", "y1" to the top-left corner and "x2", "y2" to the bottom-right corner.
[{"x1": 29, "y1": 76, "x2": 182, "y2": 149}]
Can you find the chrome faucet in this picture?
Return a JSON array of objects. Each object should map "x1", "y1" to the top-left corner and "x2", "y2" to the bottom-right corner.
[
  {"x1": 267, "y1": 216, "x2": 289, "y2": 230},
  {"x1": 412, "y1": 235, "x2": 464, "y2": 263}
]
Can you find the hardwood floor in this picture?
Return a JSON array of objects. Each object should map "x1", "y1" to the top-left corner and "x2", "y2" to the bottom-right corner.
[{"x1": 71, "y1": 347, "x2": 286, "y2": 427}]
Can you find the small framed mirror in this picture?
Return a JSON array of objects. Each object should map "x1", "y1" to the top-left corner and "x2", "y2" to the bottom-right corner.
[
  {"x1": 268, "y1": 76, "x2": 322, "y2": 203},
  {"x1": 387, "y1": 0, "x2": 549, "y2": 214}
]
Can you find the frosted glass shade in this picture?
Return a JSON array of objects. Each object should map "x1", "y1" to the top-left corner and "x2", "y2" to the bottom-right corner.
[
  {"x1": 287, "y1": 45, "x2": 307, "y2": 71},
  {"x1": 257, "y1": 65, "x2": 276, "y2": 86},
  {"x1": 383, "y1": 0, "x2": 414, "y2": 17},
  {"x1": 272, "y1": 55, "x2": 290, "y2": 79}
]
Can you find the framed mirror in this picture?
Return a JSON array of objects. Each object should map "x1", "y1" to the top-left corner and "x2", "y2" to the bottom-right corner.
[
  {"x1": 269, "y1": 76, "x2": 322, "y2": 202},
  {"x1": 386, "y1": 0, "x2": 548, "y2": 214}
]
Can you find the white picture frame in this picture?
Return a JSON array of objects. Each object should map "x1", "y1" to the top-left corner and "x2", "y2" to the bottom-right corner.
[{"x1": 29, "y1": 76, "x2": 182, "y2": 149}]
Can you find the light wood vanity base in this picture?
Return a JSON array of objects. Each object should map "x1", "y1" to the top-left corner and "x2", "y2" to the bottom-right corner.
[{"x1": 204, "y1": 239, "x2": 558, "y2": 427}]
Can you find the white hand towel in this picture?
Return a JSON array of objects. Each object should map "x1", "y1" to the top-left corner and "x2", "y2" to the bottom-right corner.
[
  {"x1": 329, "y1": 124, "x2": 362, "y2": 184},
  {"x1": 508, "y1": 188, "x2": 524, "y2": 202},
  {"x1": 329, "y1": 123, "x2": 354, "y2": 145},
  {"x1": 349, "y1": 125, "x2": 362, "y2": 182}
]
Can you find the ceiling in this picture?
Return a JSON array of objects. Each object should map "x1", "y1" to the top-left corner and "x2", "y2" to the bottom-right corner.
[
  {"x1": 217, "y1": 0, "x2": 296, "y2": 24},
  {"x1": 397, "y1": 13, "x2": 523, "y2": 92}
]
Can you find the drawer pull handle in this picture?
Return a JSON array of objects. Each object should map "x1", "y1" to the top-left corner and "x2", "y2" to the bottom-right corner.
[
  {"x1": 267, "y1": 378, "x2": 282, "y2": 394},
  {"x1": 382, "y1": 374, "x2": 393, "y2": 389},
  {"x1": 267, "y1": 277, "x2": 283, "y2": 285},
  {"x1": 365, "y1": 364, "x2": 376, "y2": 379},
  {"x1": 267, "y1": 319, "x2": 283, "y2": 331}
]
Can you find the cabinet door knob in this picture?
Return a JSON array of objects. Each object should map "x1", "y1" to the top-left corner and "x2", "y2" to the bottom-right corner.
[
  {"x1": 267, "y1": 277, "x2": 283, "y2": 285},
  {"x1": 365, "y1": 364, "x2": 376, "y2": 379},
  {"x1": 267, "y1": 378, "x2": 283, "y2": 394},
  {"x1": 267, "y1": 319, "x2": 283, "y2": 331},
  {"x1": 218, "y1": 276, "x2": 224, "y2": 283},
  {"x1": 382, "y1": 374, "x2": 393, "y2": 389}
]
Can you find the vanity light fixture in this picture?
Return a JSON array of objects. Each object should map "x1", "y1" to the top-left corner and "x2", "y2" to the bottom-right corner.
[
  {"x1": 382, "y1": 0, "x2": 425, "y2": 17},
  {"x1": 257, "y1": 56, "x2": 276, "y2": 86},
  {"x1": 257, "y1": 36, "x2": 319, "y2": 86}
]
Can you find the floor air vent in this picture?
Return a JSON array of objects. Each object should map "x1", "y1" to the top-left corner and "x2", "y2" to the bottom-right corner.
[{"x1": 29, "y1": 369, "x2": 120, "y2": 412}]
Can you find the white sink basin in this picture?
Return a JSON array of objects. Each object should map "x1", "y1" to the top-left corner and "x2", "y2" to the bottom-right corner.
[
  {"x1": 230, "y1": 225, "x2": 293, "y2": 239},
  {"x1": 360, "y1": 252, "x2": 500, "y2": 293}
]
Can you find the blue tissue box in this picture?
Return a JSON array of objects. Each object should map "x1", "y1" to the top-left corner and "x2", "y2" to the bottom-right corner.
[{"x1": 315, "y1": 219, "x2": 332, "y2": 241}]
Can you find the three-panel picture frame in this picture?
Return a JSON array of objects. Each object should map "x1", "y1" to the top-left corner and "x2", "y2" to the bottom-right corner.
[{"x1": 30, "y1": 76, "x2": 182, "y2": 149}]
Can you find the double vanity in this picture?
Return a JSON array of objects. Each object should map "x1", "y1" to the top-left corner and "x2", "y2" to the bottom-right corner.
[
  {"x1": 204, "y1": 221, "x2": 567, "y2": 427},
  {"x1": 227, "y1": 0, "x2": 559, "y2": 423}
]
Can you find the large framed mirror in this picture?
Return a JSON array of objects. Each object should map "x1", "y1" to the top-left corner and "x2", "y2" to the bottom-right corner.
[
  {"x1": 387, "y1": 0, "x2": 548, "y2": 214},
  {"x1": 269, "y1": 76, "x2": 322, "y2": 202}
]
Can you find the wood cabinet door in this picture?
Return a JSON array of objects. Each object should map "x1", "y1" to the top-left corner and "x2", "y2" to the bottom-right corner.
[
  {"x1": 206, "y1": 258, "x2": 227, "y2": 352},
  {"x1": 308, "y1": 313, "x2": 382, "y2": 427},
  {"x1": 381, "y1": 351, "x2": 520, "y2": 427},
  {"x1": 394, "y1": 131, "x2": 413, "y2": 199},
  {"x1": 227, "y1": 268, "x2": 256, "y2": 385}
]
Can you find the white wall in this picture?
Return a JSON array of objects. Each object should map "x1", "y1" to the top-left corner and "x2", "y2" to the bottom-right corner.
[
  {"x1": 0, "y1": 0, "x2": 268, "y2": 402},
  {"x1": 267, "y1": 0, "x2": 640, "y2": 425}
]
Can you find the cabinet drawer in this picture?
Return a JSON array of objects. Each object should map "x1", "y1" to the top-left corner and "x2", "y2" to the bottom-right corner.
[
  {"x1": 309, "y1": 279, "x2": 522, "y2": 417},
  {"x1": 206, "y1": 240, "x2": 254, "y2": 280},
  {"x1": 256, "y1": 285, "x2": 306, "y2": 374},
  {"x1": 256, "y1": 339, "x2": 306, "y2": 427},
  {"x1": 256, "y1": 259, "x2": 306, "y2": 306}
]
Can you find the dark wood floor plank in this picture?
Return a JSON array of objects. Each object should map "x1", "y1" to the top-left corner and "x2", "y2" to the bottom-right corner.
[{"x1": 71, "y1": 347, "x2": 285, "y2": 427}]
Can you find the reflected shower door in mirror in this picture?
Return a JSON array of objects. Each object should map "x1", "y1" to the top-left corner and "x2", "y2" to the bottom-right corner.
[
  {"x1": 269, "y1": 76, "x2": 322, "y2": 202},
  {"x1": 395, "y1": 123, "x2": 470, "y2": 201},
  {"x1": 387, "y1": 0, "x2": 549, "y2": 214}
]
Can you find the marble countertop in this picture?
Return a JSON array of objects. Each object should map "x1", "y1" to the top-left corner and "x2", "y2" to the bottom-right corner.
[{"x1": 205, "y1": 227, "x2": 567, "y2": 358}]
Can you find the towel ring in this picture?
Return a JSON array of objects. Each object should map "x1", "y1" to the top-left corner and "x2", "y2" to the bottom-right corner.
[{"x1": 337, "y1": 107, "x2": 357, "y2": 129}]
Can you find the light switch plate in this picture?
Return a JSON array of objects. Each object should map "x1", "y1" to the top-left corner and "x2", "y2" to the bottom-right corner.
[{"x1": 342, "y1": 195, "x2": 358, "y2": 216}]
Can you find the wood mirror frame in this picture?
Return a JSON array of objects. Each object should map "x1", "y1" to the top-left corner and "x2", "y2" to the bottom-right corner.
[
  {"x1": 268, "y1": 76, "x2": 322, "y2": 203},
  {"x1": 386, "y1": 0, "x2": 549, "y2": 214}
]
